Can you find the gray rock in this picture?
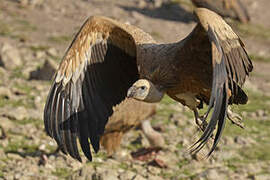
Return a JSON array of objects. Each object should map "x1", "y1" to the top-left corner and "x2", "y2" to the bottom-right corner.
[
  {"x1": 148, "y1": 175, "x2": 163, "y2": 180},
  {"x1": 256, "y1": 109, "x2": 266, "y2": 117},
  {"x1": 151, "y1": 0, "x2": 163, "y2": 8},
  {"x1": 119, "y1": 171, "x2": 136, "y2": 180},
  {"x1": 0, "y1": 148, "x2": 6, "y2": 159},
  {"x1": 196, "y1": 168, "x2": 227, "y2": 180},
  {"x1": 255, "y1": 174, "x2": 270, "y2": 180},
  {"x1": 35, "y1": 51, "x2": 46, "y2": 59},
  {"x1": 234, "y1": 136, "x2": 247, "y2": 145},
  {"x1": 7, "y1": 153, "x2": 23, "y2": 160},
  {"x1": 16, "y1": 0, "x2": 45, "y2": 7},
  {"x1": 3, "y1": 107, "x2": 28, "y2": 121},
  {"x1": 147, "y1": 165, "x2": 161, "y2": 175},
  {"x1": 47, "y1": 48, "x2": 59, "y2": 57},
  {"x1": 0, "y1": 43, "x2": 22, "y2": 70},
  {"x1": 136, "y1": 0, "x2": 147, "y2": 8},
  {"x1": 207, "y1": 169, "x2": 221, "y2": 180},
  {"x1": 133, "y1": 174, "x2": 146, "y2": 180},
  {"x1": 0, "y1": 87, "x2": 12, "y2": 99},
  {"x1": 14, "y1": 173, "x2": 22, "y2": 180},
  {"x1": 29, "y1": 59, "x2": 57, "y2": 81},
  {"x1": 101, "y1": 170, "x2": 119, "y2": 180}
]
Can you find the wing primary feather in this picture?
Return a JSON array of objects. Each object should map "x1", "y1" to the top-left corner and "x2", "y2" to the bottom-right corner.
[
  {"x1": 69, "y1": 82, "x2": 82, "y2": 161},
  {"x1": 208, "y1": 83, "x2": 228, "y2": 156},
  {"x1": 72, "y1": 111, "x2": 82, "y2": 162},
  {"x1": 59, "y1": 91, "x2": 68, "y2": 154},
  {"x1": 84, "y1": 70, "x2": 102, "y2": 153},
  {"x1": 79, "y1": 83, "x2": 93, "y2": 161},
  {"x1": 44, "y1": 83, "x2": 57, "y2": 136},
  {"x1": 190, "y1": 26, "x2": 229, "y2": 156},
  {"x1": 61, "y1": 86, "x2": 80, "y2": 160},
  {"x1": 51, "y1": 85, "x2": 64, "y2": 149},
  {"x1": 78, "y1": 111, "x2": 92, "y2": 161}
]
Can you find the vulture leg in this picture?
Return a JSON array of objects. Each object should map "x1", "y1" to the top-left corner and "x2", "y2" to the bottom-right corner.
[
  {"x1": 227, "y1": 107, "x2": 244, "y2": 129},
  {"x1": 131, "y1": 119, "x2": 164, "y2": 163},
  {"x1": 141, "y1": 119, "x2": 165, "y2": 148},
  {"x1": 0, "y1": 125, "x2": 6, "y2": 139},
  {"x1": 193, "y1": 110, "x2": 208, "y2": 132}
]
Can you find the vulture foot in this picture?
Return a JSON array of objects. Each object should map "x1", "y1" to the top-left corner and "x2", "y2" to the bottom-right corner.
[
  {"x1": 141, "y1": 119, "x2": 165, "y2": 148},
  {"x1": 227, "y1": 108, "x2": 244, "y2": 129},
  {"x1": 194, "y1": 110, "x2": 208, "y2": 132}
]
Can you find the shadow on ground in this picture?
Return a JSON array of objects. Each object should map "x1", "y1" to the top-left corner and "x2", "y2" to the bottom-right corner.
[{"x1": 119, "y1": 2, "x2": 194, "y2": 23}]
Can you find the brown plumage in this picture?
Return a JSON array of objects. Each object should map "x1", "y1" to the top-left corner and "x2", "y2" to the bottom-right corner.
[
  {"x1": 191, "y1": 0, "x2": 250, "y2": 23},
  {"x1": 44, "y1": 8, "x2": 253, "y2": 161},
  {"x1": 100, "y1": 99, "x2": 156, "y2": 156}
]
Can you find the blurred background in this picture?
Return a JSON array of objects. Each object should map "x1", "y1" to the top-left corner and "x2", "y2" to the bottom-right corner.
[{"x1": 0, "y1": 0, "x2": 270, "y2": 179}]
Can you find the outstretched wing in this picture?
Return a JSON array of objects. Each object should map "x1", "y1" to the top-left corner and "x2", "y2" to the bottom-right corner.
[
  {"x1": 191, "y1": 0, "x2": 250, "y2": 23},
  {"x1": 44, "y1": 16, "x2": 140, "y2": 161},
  {"x1": 178, "y1": 8, "x2": 252, "y2": 156}
]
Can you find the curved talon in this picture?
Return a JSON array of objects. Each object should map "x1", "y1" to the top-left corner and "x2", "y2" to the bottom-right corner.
[
  {"x1": 227, "y1": 108, "x2": 244, "y2": 129},
  {"x1": 194, "y1": 110, "x2": 208, "y2": 132}
]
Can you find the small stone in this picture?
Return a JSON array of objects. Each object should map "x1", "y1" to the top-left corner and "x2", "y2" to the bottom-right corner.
[
  {"x1": 39, "y1": 144, "x2": 46, "y2": 151},
  {"x1": 256, "y1": 109, "x2": 267, "y2": 117},
  {"x1": 0, "y1": 87, "x2": 12, "y2": 98},
  {"x1": 29, "y1": 59, "x2": 57, "y2": 81},
  {"x1": 101, "y1": 170, "x2": 119, "y2": 180},
  {"x1": 207, "y1": 169, "x2": 226, "y2": 180},
  {"x1": 47, "y1": 48, "x2": 58, "y2": 57},
  {"x1": 0, "y1": 106, "x2": 28, "y2": 121},
  {"x1": 35, "y1": 51, "x2": 46, "y2": 59},
  {"x1": 148, "y1": 175, "x2": 163, "y2": 180},
  {"x1": 7, "y1": 153, "x2": 23, "y2": 160},
  {"x1": 255, "y1": 174, "x2": 269, "y2": 180},
  {"x1": 136, "y1": 0, "x2": 147, "y2": 8},
  {"x1": 148, "y1": 165, "x2": 161, "y2": 174},
  {"x1": 14, "y1": 173, "x2": 21, "y2": 180},
  {"x1": 0, "y1": 43, "x2": 22, "y2": 70},
  {"x1": 133, "y1": 174, "x2": 146, "y2": 180},
  {"x1": 223, "y1": 136, "x2": 234, "y2": 146},
  {"x1": 16, "y1": 0, "x2": 44, "y2": 7},
  {"x1": 119, "y1": 171, "x2": 136, "y2": 180},
  {"x1": 152, "y1": 0, "x2": 163, "y2": 8},
  {"x1": 48, "y1": 155, "x2": 56, "y2": 161},
  {"x1": 0, "y1": 148, "x2": 6, "y2": 159},
  {"x1": 234, "y1": 136, "x2": 246, "y2": 145}
]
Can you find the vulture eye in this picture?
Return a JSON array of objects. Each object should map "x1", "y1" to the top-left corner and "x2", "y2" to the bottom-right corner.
[{"x1": 140, "y1": 86, "x2": 146, "y2": 90}]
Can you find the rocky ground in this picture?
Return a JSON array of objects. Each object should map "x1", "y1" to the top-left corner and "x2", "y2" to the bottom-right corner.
[{"x1": 0, "y1": 0, "x2": 270, "y2": 179}]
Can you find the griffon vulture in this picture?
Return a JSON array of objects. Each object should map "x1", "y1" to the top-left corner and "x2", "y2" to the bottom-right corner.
[
  {"x1": 100, "y1": 99, "x2": 164, "y2": 156},
  {"x1": 191, "y1": 0, "x2": 250, "y2": 23},
  {"x1": 44, "y1": 8, "x2": 253, "y2": 161}
]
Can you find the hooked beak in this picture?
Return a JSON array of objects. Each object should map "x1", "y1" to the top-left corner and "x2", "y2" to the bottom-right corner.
[{"x1": 127, "y1": 86, "x2": 136, "y2": 98}]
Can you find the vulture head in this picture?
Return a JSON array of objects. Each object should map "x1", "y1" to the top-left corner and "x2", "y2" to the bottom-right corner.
[{"x1": 127, "y1": 79, "x2": 164, "y2": 103}]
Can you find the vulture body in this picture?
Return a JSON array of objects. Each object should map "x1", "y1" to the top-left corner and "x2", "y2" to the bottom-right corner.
[
  {"x1": 191, "y1": 0, "x2": 250, "y2": 23},
  {"x1": 100, "y1": 99, "x2": 160, "y2": 156},
  {"x1": 44, "y1": 8, "x2": 253, "y2": 161}
]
